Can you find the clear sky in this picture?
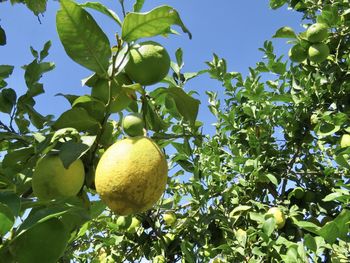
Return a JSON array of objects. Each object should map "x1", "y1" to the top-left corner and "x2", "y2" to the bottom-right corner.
[{"x1": 0, "y1": 0, "x2": 304, "y2": 134}]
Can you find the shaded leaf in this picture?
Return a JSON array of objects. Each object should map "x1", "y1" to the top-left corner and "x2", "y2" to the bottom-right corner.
[
  {"x1": 53, "y1": 107, "x2": 99, "y2": 132},
  {"x1": 59, "y1": 141, "x2": 90, "y2": 169},
  {"x1": 0, "y1": 25, "x2": 6, "y2": 46}
]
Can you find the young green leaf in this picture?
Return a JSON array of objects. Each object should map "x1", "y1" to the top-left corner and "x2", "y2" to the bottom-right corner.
[
  {"x1": 122, "y1": 5, "x2": 192, "y2": 42},
  {"x1": 80, "y1": 2, "x2": 122, "y2": 26},
  {"x1": 133, "y1": 0, "x2": 145, "y2": 12},
  {"x1": 272, "y1": 26, "x2": 297, "y2": 38},
  {"x1": 56, "y1": 0, "x2": 111, "y2": 75}
]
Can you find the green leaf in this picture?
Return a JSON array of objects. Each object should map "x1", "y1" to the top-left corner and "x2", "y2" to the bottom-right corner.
[
  {"x1": 162, "y1": 87, "x2": 200, "y2": 125},
  {"x1": 56, "y1": 0, "x2": 111, "y2": 75},
  {"x1": 0, "y1": 191, "x2": 21, "y2": 216},
  {"x1": 0, "y1": 25, "x2": 6, "y2": 46},
  {"x1": 2, "y1": 147, "x2": 34, "y2": 169},
  {"x1": 0, "y1": 203, "x2": 14, "y2": 236},
  {"x1": 142, "y1": 100, "x2": 168, "y2": 132},
  {"x1": 0, "y1": 88, "x2": 16, "y2": 114},
  {"x1": 263, "y1": 216, "x2": 276, "y2": 236},
  {"x1": 319, "y1": 209, "x2": 350, "y2": 243},
  {"x1": 133, "y1": 0, "x2": 145, "y2": 12},
  {"x1": 24, "y1": 0, "x2": 47, "y2": 15},
  {"x1": 272, "y1": 26, "x2": 297, "y2": 38},
  {"x1": 0, "y1": 65, "x2": 14, "y2": 79},
  {"x1": 80, "y1": 2, "x2": 122, "y2": 26},
  {"x1": 39, "y1": 41, "x2": 52, "y2": 61},
  {"x1": 304, "y1": 234, "x2": 317, "y2": 252},
  {"x1": 229, "y1": 205, "x2": 251, "y2": 216},
  {"x1": 59, "y1": 141, "x2": 90, "y2": 169},
  {"x1": 269, "y1": 0, "x2": 287, "y2": 9},
  {"x1": 24, "y1": 60, "x2": 55, "y2": 90},
  {"x1": 265, "y1": 173, "x2": 278, "y2": 186},
  {"x1": 72, "y1": 95, "x2": 106, "y2": 122},
  {"x1": 122, "y1": 5, "x2": 192, "y2": 42},
  {"x1": 53, "y1": 107, "x2": 99, "y2": 132}
]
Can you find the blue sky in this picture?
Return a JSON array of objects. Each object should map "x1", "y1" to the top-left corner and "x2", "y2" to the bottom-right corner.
[{"x1": 0, "y1": 0, "x2": 304, "y2": 134}]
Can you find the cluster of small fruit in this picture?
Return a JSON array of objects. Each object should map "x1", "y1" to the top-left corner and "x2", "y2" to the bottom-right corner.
[{"x1": 289, "y1": 23, "x2": 330, "y2": 64}]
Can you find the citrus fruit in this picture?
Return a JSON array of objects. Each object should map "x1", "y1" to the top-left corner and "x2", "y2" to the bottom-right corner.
[
  {"x1": 122, "y1": 113, "x2": 145, "y2": 137},
  {"x1": 267, "y1": 207, "x2": 286, "y2": 229},
  {"x1": 308, "y1": 43, "x2": 329, "y2": 63},
  {"x1": 340, "y1": 134, "x2": 350, "y2": 148},
  {"x1": 32, "y1": 155, "x2": 85, "y2": 200},
  {"x1": 306, "y1": 23, "x2": 328, "y2": 43},
  {"x1": 163, "y1": 212, "x2": 177, "y2": 226},
  {"x1": 10, "y1": 218, "x2": 69, "y2": 263},
  {"x1": 125, "y1": 41, "x2": 170, "y2": 86},
  {"x1": 95, "y1": 136, "x2": 168, "y2": 215},
  {"x1": 288, "y1": 44, "x2": 307, "y2": 63},
  {"x1": 292, "y1": 187, "x2": 305, "y2": 199}
]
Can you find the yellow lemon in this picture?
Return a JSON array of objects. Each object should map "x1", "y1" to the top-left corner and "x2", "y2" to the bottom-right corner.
[
  {"x1": 32, "y1": 155, "x2": 85, "y2": 200},
  {"x1": 125, "y1": 41, "x2": 170, "y2": 86},
  {"x1": 95, "y1": 136, "x2": 168, "y2": 215},
  {"x1": 267, "y1": 207, "x2": 286, "y2": 229},
  {"x1": 340, "y1": 134, "x2": 350, "y2": 148}
]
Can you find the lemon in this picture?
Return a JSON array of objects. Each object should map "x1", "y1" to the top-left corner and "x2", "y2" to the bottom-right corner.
[
  {"x1": 32, "y1": 155, "x2": 85, "y2": 200},
  {"x1": 95, "y1": 136, "x2": 168, "y2": 215},
  {"x1": 340, "y1": 134, "x2": 350, "y2": 148},
  {"x1": 163, "y1": 212, "x2": 177, "y2": 226},
  {"x1": 10, "y1": 218, "x2": 69, "y2": 263},
  {"x1": 288, "y1": 44, "x2": 307, "y2": 63},
  {"x1": 122, "y1": 113, "x2": 145, "y2": 137},
  {"x1": 308, "y1": 43, "x2": 329, "y2": 63},
  {"x1": 125, "y1": 41, "x2": 170, "y2": 86},
  {"x1": 267, "y1": 207, "x2": 286, "y2": 229},
  {"x1": 306, "y1": 23, "x2": 328, "y2": 43}
]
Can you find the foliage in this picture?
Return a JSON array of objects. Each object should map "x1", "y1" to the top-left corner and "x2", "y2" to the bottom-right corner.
[{"x1": 0, "y1": 0, "x2": 349, "y2": 262}]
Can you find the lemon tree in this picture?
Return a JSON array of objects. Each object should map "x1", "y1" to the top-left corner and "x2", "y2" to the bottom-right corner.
[{"x1": 1, "y1": 0, "x2": 350, "y2": 262}]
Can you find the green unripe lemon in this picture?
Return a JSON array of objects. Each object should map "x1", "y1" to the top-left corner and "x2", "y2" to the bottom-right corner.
[
  {"x1": 125, "y1": 41, "x2": 170, "y2": 86},
  {"x1": 95, "y1": 136, "x2": 168, "y2": 215},
  {"x1": 293, "y1": 187, "x2": 305, "y2": 199},
  {"x1": 122, "y1": 113, "x2": 145, "y2": 137},
  {"x1": 127, "y1": 217, "x2": 141, "y2": 233},
  {"x1": 288, "y1": 44, "x2": 307, "y2": 63},
  {"x1": 340, "y1": 134, "x2": 350, "y2": 148},
  {"x1": 32, "y1": 155, "x2": 85, "y2": 200},
  {"x1": 306, "y1": 23, "x2": 328, "y2": 43},
  {"x1": 10, "y1": 218, "x2": 69, "y2": 263},
  {"x1": 267, "y1": 207, "x2": 286, "y2": 229},
  {"x1": 308, "y1": 43, "x2": 329, "y2": 63}
]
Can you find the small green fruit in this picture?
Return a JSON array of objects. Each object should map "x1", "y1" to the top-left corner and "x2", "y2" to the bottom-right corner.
[
  {"x1": 293, "y1": 187, "x2": 305, "y2": 199},
  {"x1": 288, "y1": 44, "x2": 307, "y2": 63},
  {"x1": 267, "y1": 207, "x2": 286, "y2": 229},
  {"x1": 306, "y1": 23, "x2": 328, "y2": 43},
  {"x1": 163, "y1": 212, "x2": 177, "y2": 226},
  {"x1": 308, "y1": 43, "x2": 330, "y2": 63},
  {"x1": 340, "y1": 134, "x2": 350, "y2": 148},
  {"x1": 122, "y1": 113, "x2": 145, "y2": 137},
  {"x1": 116, "y1": 216, "x2": 127, "y2": 229}
]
